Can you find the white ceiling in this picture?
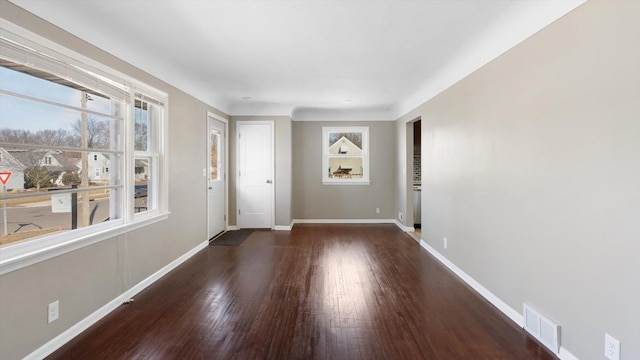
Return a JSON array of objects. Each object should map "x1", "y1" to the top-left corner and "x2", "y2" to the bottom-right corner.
[{"x1": 8, "y1": 0, "x2": 584, "y2": 121}]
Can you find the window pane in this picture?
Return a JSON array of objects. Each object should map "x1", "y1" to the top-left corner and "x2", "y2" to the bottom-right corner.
[
  {"x1": 0, "y1": 95, "x2": 115, "y2": 150},
  {"x1": 328, "y1": 132, "x2": 363, "y2": 155},
  {"x1": 0, "y1": 149, "x2": 114, "y2": 188},
  {"x1": 134, "y1": 100, "x2": 149, "y2": 151},
  {"x1": 0, "y1": 66, "x2": 112, "y2": 114},
  {"x1": 0, "y1": 190, "x2": 115, "y2": 248},
  {"x1": 328, "y1": 157, "x2": 364, "y2": 179},
  {"x1": 210, "y1": 130, "x2": 220, "y2": 181},
  {"x1": 134, "y1": 158, "x2": 150, "y2": 213}
]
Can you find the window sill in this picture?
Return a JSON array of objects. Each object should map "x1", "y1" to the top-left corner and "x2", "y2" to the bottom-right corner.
[
  {"x1": 0, "y1": 211, "x2": 170, "y2": 275},
  {"x1": 322, "y1": 180, "x2": 371, "y2": 186}
]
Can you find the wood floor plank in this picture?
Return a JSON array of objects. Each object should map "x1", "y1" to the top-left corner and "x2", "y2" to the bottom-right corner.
[{"x1": 47, "y1": 224, "x2": 555, "y2": 359}]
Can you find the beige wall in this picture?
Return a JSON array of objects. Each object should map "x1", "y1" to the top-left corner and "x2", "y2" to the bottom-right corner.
[
  {"x1": 228, "y1": 116, "x2": 292, "y2": 227},
  {"x1": 0, "y1": 1, "x2": 227, "y2": 358},
  {"x1": 396, "y1": 1, "x2": 639, "y2": 359},
  {"x1": 292, "y1": 121, "x2": 396, "y2": 219}
]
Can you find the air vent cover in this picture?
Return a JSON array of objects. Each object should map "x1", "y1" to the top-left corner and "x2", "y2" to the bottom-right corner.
[{"x1": 523, "y1": 304, "x2": 560, "y2": 353}]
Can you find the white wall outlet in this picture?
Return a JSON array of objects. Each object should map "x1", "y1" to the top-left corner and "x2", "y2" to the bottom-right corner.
[
  {"x1": 399, "y1": 212, "x2": 403, "y2": 221},
  {"x1": 444, "y1": 237, "x2": 448, "y2": 249},
  {"x1": 202, "y1": 168, "x2": 207, "y2": 177},
  {"x1": 604, "y1": 333, "x2": 620, "y2": 360},
  {"x1": 48, "y1": 300, "x2": 59, "y2": 323},
  {"x1": 376, "y1": 207, "x2": 380, "y2": 214}
]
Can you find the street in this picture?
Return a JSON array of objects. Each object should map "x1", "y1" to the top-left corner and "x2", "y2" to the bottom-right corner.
[{"x1": 1, "y1": 198, "x2": 111, "y2": 234}]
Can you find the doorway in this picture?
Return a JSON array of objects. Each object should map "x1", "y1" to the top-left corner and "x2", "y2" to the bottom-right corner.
[
  {"x1": 207, "y1": 113, "x2": 227, "y2": 240},
  {"x1": 407, "y1": 119, "x2": 422, "y2": 239},
  {"x1": 236, "y1": 121, "x2": 274, "y2": 229}
]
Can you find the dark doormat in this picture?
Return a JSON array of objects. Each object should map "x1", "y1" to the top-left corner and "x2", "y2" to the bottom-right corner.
[{"x1": 210, "y1": 229, "x2": 254, "y2": 246}]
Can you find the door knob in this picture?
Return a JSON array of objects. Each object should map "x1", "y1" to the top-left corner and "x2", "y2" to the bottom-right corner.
[
  {"x1": 266, "y1": 180, "x2": 272, "y2": 184},
  {"x1": 208, "y1": 187, "x2": 212, "y2": 189}
]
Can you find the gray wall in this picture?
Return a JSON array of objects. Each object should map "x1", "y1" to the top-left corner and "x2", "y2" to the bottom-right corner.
[
  {"x1": 0, "y1": 2, "x2": 227, "y2": 359},
  {"x1": 396, "y1": 1, "x2": 639, "y2": 359},
  {"x1": 292, "y1": 121, "x2": 396, "y2": 220},
  {"x1": 228, "y1": 116, "x2": 292, "y2": 228}
]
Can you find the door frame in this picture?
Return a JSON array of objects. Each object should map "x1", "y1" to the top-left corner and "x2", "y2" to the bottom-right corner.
[
  {"x1": 207, "y1": 111, "x2": 229, "y2": 240},
  {"x1": 236, "y1": 120, "x2": 275, "y2": 229},
  {"x1": 406, "y1": 117, "x2": 421, "y2": 236}
]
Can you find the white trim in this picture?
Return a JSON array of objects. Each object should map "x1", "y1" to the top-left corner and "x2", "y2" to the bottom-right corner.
[
  {"x1": 558, "y1": 347, "x2": 580, "y2": 360},
  {"x1": 321, "y1": 181, "x2": 371, "y2": 186},
  {"x1": 0, "y1": 213, "x2": 169, "y2": 276},
  {"x1": 25, "y1": 239, "x2": 208, "y2": 360},
  {"x1": 419, "y1": 239, "x2": 524, "y2": 327},
  {"x1": 393, "y1": 220, "x2": 415, "y2": 232},
  {"x1": 292, "y1": 219, "x2": 396, "y2": 225},
  {"x1": 227, "y1": 225, "x2": 240, "y2": 231},
  {"x1": 274, "y1": 225, "x2": 291, "y2": 231},
  {"x1": 206, "y1": 112, "x2": 229, "y2": 241}
]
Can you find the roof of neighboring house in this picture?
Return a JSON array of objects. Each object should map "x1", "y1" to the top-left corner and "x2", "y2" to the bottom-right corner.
[
  {"x1": 328, "y1": 136, "x2": 362, "y2": 154},
  {"x1": 4, "y1": 149, "x2": 80, "y2": 172},
  {"x1": 51, "y1": 153, "x2": 80, "y2": 171}
]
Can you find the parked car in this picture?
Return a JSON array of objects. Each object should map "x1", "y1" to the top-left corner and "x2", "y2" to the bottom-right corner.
[{"x1": 134, "y1": 184, "x2": 147, "y2": 198}]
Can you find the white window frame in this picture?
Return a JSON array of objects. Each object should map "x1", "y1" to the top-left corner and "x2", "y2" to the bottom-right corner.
[
  {"x1": 322, "y1": 126, "x2": 370, "y2": 185},
  {"x1": 0, "y1": 21, "x2": 169, "y2": 275}
]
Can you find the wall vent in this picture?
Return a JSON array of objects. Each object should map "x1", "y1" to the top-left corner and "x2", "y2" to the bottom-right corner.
[{"x1": 523, "y1": 304, "x2": 560, "y2": 353}]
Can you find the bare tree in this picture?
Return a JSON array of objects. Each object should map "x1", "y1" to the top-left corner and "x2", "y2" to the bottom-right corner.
[
  {"x1": 0, "y1": 128, "x2": 78, "y2": 147},
  {"x1": 72, "y1": 117, "x2": 109, "y2": 149},
  {"x1": 16, "y1": 150, "x2": 51, "y2": 192}
]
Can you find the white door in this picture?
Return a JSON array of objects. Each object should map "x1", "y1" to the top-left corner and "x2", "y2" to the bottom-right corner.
[
  {"x1": 208, "y1": 115, "x2": 226, "y2": 239},
  {"x1": 236, "y1": 121, "x2": 274, "y2": 228}
]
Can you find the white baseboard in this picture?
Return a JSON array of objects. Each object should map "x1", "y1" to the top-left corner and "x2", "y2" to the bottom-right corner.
[
  {"x1": 393, "y1": 219, "x2": 415, "y2": 232},
  {"x1": 26, "y1": 240, "x2": 209, "y2": 360},
  {"x1": 226, "y1": 225, "x2": 240, "y2": 231},
  {"x1": 274, "y1": 225, "x2": 291, "y2": 231},
  {"x1": 558, "y1": 347, "x2": 580, "y2": 360},
  {"x1": 292, "y1": 218, "x2": 396, "y2": 225},
  {"x1": 419, "y1": 239, "x2": 524, "y2": 327},
  {"x1": 419, "y1": 239, "x2": 580, "y2": 359}
]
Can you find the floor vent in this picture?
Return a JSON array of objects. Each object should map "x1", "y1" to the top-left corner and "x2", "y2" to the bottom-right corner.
[{"x1": 523, "y1": 304, "x2": 560, "y2": 353}]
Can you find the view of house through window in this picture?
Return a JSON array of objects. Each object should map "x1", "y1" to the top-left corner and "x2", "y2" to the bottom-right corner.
[
  {"x1": 322, "y1": 126, "x2": 370, "y2": 185},
  {"x1": 133, "y1": 97, "x2": 161, "y2": 214},
  {"x1": 0, "y1": 31, "x2": 167, "y2": 250},
  {"x1": 0, "y1": 65, "x2": 121, "y2": 246}
]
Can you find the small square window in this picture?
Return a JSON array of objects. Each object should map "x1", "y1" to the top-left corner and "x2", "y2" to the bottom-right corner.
[{"x1": 322, "y1": 127, "x2": 370, "y2": 185}]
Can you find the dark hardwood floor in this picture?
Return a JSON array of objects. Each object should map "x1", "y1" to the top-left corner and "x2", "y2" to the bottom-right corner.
[{"x1": 48, "y1": 224, "x2": 555, "y2": 359}]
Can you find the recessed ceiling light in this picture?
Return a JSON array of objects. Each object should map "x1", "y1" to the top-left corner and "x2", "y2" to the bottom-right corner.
[
  {"x1": 342, "y1": 99, "x2": 352, "y2": 104},
  {"x1": 241, "y1": 96, "x2": 252, "y2": 101}
]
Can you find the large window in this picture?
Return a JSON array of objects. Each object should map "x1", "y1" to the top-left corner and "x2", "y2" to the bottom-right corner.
[
  {"x1": 0, "y1": 26, "x2": 167, "y2": 273},
  {"x1": 322, "y1": 126, "x2": 370, "y2": 185}
]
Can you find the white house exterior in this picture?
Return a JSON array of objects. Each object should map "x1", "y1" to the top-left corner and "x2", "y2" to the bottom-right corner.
[
  {"x1": 327, "y1": 136, "x2": 363, "y2": 178},
  {"x1": 0, "y1": 147, "x2": 25, "y2": 190},
  {"x1": 87, "y1": 152, "x2": 110, "y2": 181},
  {"x1": 0, "y1": 148, "x2": 82, "y2": 188}
]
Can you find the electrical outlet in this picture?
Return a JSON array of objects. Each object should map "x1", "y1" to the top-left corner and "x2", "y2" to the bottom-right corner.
[
  {"x1": 444, "y1": 237, "x2": 448, "y2": 249},
  {"x1": 376, "y1": 208, "x2": 380, "y2": 214},
  {"x1": 604, "y1": 333, "x2": 620, "y2": 360},
  {"x1": 48, "y1": 300, "x2": 59, "y2": 323},
  {"x1": 399, "y1": 212, "x2": 403, "y2": 221}
]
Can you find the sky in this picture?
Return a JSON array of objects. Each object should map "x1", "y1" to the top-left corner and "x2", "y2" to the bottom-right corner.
[{"x1": 0, "y1": 66, "x2": 112, "y2": 133}]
